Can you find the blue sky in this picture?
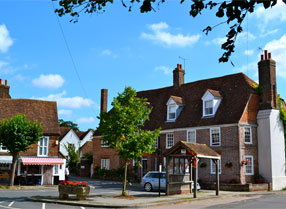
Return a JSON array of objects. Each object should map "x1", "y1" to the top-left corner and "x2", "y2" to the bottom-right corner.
[{"x1": 1, "y1": 0, "x2": 286, "y2": 131}]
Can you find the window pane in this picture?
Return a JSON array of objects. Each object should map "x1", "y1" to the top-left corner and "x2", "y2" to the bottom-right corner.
[
  {"x1": 39, "y1": 147, "x2": 43, "y2": 155},
  {"x1": 205, "y1": 100, "x2": 213, "y2": 115},
  {"x1": 44, "y1": 147, "x2": 47, "y2": 155},
  {"x1": 40, "y1": 139, "x2": 43, "y2": 146},
  {"x1": 169, "y1": 106, "x2": 176, "y2": 113},
  {"x1": 244, "y1": 127, "x2": 251, "y2": 143},
  {"x1": 245, "y1": 156, "x2": 253, "y2": 174},
  {"x1": 167, "y1": 134, "x2": 174, "y2": 148},
  {"x1": 44, "y1": 138, "x2": 48, "y2": 146},
  {"x1": 211, "y1": 129, "x2": 220, "y2": 145},
  {"x1": 187, "y1": 131, "x2": 196, "y2": 143}
]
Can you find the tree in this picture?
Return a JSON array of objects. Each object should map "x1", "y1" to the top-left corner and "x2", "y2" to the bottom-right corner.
[
  {"x1": 0, "y1": 114, "x2": 43, "y2": 186},
  {"x1": 98, "y1": 86, "x2": 160, "y2": 196},
  {"x1": 64, "y1": 143, "x2": 80, "y2": 173},
  {"x1": 53, "y1": 0, "x2": 286, "y2": 63},
  {"x1": 59, "y1": 119, "x2": 79, "y2": 131}
]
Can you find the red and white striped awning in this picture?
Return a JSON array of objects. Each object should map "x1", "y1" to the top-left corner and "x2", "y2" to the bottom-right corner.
[{"x1": 21, "y1": 157, "x2": 64, "y2": 165}]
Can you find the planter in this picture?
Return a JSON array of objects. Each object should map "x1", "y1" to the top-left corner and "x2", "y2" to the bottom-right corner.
[{"x1": 58, "y1": 185, "x2": 90, "y2": 200}]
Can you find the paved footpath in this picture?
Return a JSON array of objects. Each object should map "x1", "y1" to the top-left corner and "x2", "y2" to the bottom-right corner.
[{"x1": 28, "y1": 176, "x2": 286, "y2": 208}]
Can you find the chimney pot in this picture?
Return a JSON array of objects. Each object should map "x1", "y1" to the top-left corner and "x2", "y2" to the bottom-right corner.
[
  {"x1": 0, "y1": 79, "x2": 2, "y2": 85},
  {"x1": 177, "y1": 64, "x2": 180, "y2": 69},
  {"x1": 5, "y1": 80, "x2": 8, "y2": 86},
  {"x1": 268, "y1": 53, "x2": 271, "y2": 59},
  {"x1": 261, "y1": 54, "x2": 264, "y2": 61},
  {"x1": 264, "y1": 50, "x2": 268, "y2": 60}
]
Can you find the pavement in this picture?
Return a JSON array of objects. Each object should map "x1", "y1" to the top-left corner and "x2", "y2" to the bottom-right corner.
[{"x1": 25, "y1": 176, "x2": 286, "y2": 208}]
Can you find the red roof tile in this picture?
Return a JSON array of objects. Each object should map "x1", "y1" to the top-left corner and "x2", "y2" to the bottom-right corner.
[{"x1": 0, "y1": 99, "x2": 60, "y2": 135}]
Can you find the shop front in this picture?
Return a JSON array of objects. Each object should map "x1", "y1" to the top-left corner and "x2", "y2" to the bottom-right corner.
[
  {"x1": 17, "y1": 157, "x2": 66, "y2": 185},
  {"x1": 0, "y1": 156, "x2": 12, "y2": 182}
]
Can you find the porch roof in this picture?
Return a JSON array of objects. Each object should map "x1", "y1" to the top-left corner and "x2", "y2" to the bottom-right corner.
[{"x1": 164, "y1": 141, "x2": 221, "y2": 159}]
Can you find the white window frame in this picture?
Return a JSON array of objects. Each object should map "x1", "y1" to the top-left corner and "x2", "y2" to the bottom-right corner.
[
  {"x1": 101, "y1": 140, "x2": 109, "y2": 148},
  {"x1": 38, "y1": 137, "x2": 49, "y2": 157},
  {"x1": 187, "y1": 129, "x2": 196, "y2": 143},
  {"x1": 210, "y1": 159, "x2": 221, "y2": 174},
  {"x1": 210, "y1": 127, "x2": 221, "y2": 146},
  {"x1": 167, "y1": 104, "x2": 176, "y2": 121},
  {"x1": 244, "y1": 126, "x2": 252, "y2": 144},
  {"x1": 101, "y1": 159, "x2": 110, "y2": 170},
  {"x1": 204, "y1": 100, "x2": 214, "y2": 116},
  {"x1": 166, "y1": 133, "x2": 174, "y2": 149},
  {"x1": 0, "y1": 144, "x2": 8, "y2": 152},
  {"x1": 245, "y1": 155, "x2": 254, "y2": 175},
  {"x1": 153, "y1": 138, "x2": 158, "y2": 148}
]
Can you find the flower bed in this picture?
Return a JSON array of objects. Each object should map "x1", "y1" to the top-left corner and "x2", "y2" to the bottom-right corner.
[{"x1": 58, "y1": 181, "x2": 90, "y2": 200}]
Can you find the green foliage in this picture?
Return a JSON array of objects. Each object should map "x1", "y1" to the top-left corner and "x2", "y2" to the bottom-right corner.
[
  {"x1": 98, "y1": 86, "x2": 160, "y2": 161},
  {"x1": 64, "y1": 143, "x2": 80, "y2": 171},
  {"x1": 83, "y1": 152, "x2": 93, "y2": 164},
  {"x1": 252, "y1": 83, "x2": 262, "y2": 96},
  {"x1": 94, "y1": 166, "x2": 125, "y2": 179},
  {"x1": 97, "y1": 86, "x2": 160, "y2": 195},
  {"x1": 0, "y1": 114, "x2": 43, "y2": 155},
  {"x1": 0, "y1": 114, "x2": 43, "y2": 186},
  {"x1": 278, "y1": 95, "x2": 286, "y2": 146},
  {"x1": 58, "y1": 119, "x2": 79, "y2": 131},
  {"x1": 53, "y1": 0, "x2": 285, "y2": 63}
]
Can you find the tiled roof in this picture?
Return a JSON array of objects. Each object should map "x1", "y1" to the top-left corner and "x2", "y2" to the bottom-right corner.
[
  {"x1": 59, "y1": 127, "x2": 72, "y2": 138},
  {"x1": 164, "y1": 141, "x2": 220, "y2": 159},
  {"x1": 59, "y1": 127, "x2": 90, "y2": 140},
  {"x1": 0, "y1": 99, "x2": 60, "y2": 135},
  {"x1": 76, "y1": 130, "x2": 90, "y2": 140},
  {"x1": 136, "y1": 73, "x2": 257, "y2": 131},
  {"x1": 207, "y1": 89, "x2": 222, "y2": 98},
  {"x1": 170, "y1": 96, "x2": 184, "y2": 104}
]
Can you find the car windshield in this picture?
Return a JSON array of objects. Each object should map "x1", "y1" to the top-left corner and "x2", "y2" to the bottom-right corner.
[{"x1": 145, "y1": 172, "x2": 166, "y2": 178}]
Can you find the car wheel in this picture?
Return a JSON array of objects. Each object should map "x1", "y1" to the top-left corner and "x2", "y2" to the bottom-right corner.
[{"x1": 144, "y1": 183, "x2": 152, "y2": 192}]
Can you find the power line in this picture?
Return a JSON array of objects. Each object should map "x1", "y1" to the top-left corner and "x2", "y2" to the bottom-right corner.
[{"x1": 51, "y1": 1, "x2": 88, "y2": 98}]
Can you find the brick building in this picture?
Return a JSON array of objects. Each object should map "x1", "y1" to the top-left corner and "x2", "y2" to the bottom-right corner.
[
  {"x1": 93, "y1": 51, "x2": 286, "y2": 190},
  {"x1": 0, "y1": 79, "x2": 66, "y2": 185}
]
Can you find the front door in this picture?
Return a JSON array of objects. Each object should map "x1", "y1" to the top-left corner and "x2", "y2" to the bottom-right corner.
[{"x1": 42, "y1": 165, "x2": 53, "y2": 185}]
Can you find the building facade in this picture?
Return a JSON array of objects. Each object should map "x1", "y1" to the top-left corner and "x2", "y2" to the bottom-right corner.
[{"x1": 93, "y1": 51, "x2": 286, "y2": 189}]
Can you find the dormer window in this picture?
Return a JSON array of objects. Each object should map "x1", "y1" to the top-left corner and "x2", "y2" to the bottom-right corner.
[
  {"x1": 166, "y1": 96, "x2": 184, "y2": 121},
  {"x1": 205, "y1": 100, "x2": 213, "y2": 115},
  {"x1": 202, "y1": 89, "x2": 222, "y2": 117},
  {"x1": 168, "y1": 104, "x2": 176, "y2": 120}
]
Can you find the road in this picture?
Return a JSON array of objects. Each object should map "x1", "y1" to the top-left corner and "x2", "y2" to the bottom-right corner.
[{"x1": 144, "y1": 193, "x2": 286, "y2": 209}]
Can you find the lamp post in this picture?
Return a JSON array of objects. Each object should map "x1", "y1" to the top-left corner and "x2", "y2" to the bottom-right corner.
[{"x1": 157, "y1": 137, "x2": 161, "y2": 197}]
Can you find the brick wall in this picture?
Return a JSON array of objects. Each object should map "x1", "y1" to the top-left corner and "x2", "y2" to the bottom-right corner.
[
  {"x1": 21, "y1": 135, "x2": 60, "y2": 157},
  {"x1": 81, "y1": 141, "x2": 93, "y2": 156},
  {"x1": 197, "y1": 126, "x2": 240, "y2": 184},
  {"x1": 92, "y1": 137, "x2": 120, "y2": 170}
]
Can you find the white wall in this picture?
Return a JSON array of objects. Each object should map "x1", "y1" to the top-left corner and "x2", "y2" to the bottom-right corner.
[
  {"x1": 257, "y1": 109, "x2": 286, "y2": 190},
  {"x1": 59, "y1": 130, "x2": 80, "y2": 157},
  {"x1": 59, "y1": 159, "x2": 66, "y2": 181},
  {"x1": 80, "y1": 130, "x2": 93, "y2": 147}
]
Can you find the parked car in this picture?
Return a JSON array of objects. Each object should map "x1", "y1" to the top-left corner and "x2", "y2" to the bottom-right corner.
[{"x1": 141, "y1": 171, "x2": 201, "y2": 192}]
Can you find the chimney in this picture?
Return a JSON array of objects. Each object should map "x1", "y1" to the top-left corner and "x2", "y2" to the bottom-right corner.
[
  {"x1": 100, "y1": 89, "x2": 108, "y2": 114},
  {"x1": 173, "y1": 64, "x2": 185, "y2": 88},
  {"x1": 258, "y1": 50, "x2": 278, "y2": 110},
  {"x1": 0, "y1": 78, "x2": 11, "y2": 99}
]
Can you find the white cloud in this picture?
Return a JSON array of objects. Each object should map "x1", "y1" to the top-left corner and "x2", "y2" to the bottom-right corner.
[
  {"x1": 244, "y1": 50, "x2": 254, "y2": 56},
  {"x1": 155, "y1": 65, "x2": 172, "y2": 75},
  {"x1": 234, "y1": 61, "x2": 257, "y2": 73},
  {"x1": 211, "y1": 37, "x2": 227, "y2": 45},
  {"x1": 101, "y1": 49, "x2": 118, "y2": 58},
  {"x1": 77, "y1": 117, "x2": 95, "y2": 124},
  {"x1": 0, "y1": 25, "x2": 13, "y2": 53},
  {"x1": 141, "y1": 22, "x2": 200, "y2": 47},
  {"x1": 255, "y1": 1, "x2": 286, "y2": 31},
  {"x1": 58, "y1": 109, "x2": 72, "y2": 116},
  {"x1": 35, "y1": 91, "x2": 95, "y2": 109},
  {"x1": 260, "y1": 29, "x2": 279, "y2": 37},
  {"x1": 264, "y1": 35, "x2": 286, "y2": 78},
  {"x1": 236, "y1": 32, "x2": 256, "y2": 43},
  {"x1": 0, "y1": 61, "x2": 15, "y2": 74},
  {"x1": 101, "y1": 49, "x2": 111, "y2": 56},
  {"x1": 32, "y1": 74, "x2": 64, "y2": 89}
]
